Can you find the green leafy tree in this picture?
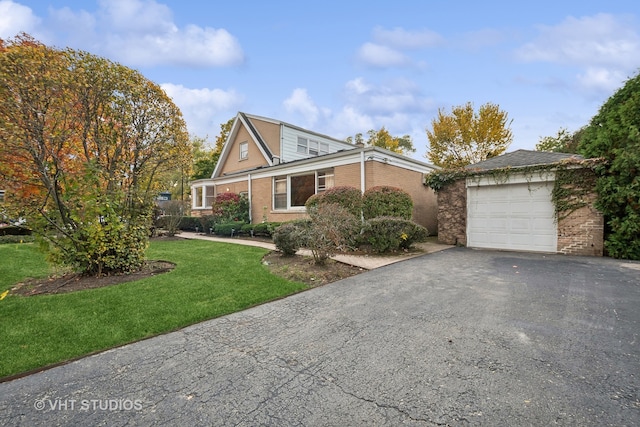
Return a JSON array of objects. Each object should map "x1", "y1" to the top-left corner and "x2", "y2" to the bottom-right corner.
[
  {"x1": 347, "y1": 127, "x2": 415, "y2": 155},
  {"x1": 0, "y1": 33, "x2": 190, "y2": 275},
  {"x1": 536, "y1": 127, "x2": 582, "y2": 153},
  {"x1": 426, "y1": 102, "x2": 513, "y2": 168},
  {"x1": 190, "y1": 118, "x2": 233, "y2": 180},
  {"x1": 578, "y1": 71, "x2": 640, "y2": 260}
]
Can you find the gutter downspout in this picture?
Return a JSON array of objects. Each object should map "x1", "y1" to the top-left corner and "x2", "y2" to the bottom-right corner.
[
  {"x1": 247, "y1": 173, "x2": 252, "y2": 223},
  {"x1": 360, "y1": 149, "x2": 365, "y2": 194}
]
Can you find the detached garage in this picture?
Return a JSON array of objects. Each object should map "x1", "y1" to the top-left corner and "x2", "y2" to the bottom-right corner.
[{"x1": 431, "y1": 150, "x2": 604, "y2": 256}]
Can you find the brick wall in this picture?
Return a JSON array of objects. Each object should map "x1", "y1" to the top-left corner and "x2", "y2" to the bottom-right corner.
[
  {"x1": 436, "y1": 179, "x2": 467, "y2": 245},
  {"x1": 363, "y1": 162, "x2": 438, "y2": 233},
  {"x1": 557, "y1": 186, "x2": 604, "y2": 256}
]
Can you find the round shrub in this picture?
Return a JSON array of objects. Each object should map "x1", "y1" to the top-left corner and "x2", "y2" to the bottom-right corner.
[
  {"x1": 273, "y1": 220, "x2": 310, "y2": 256},
  {"x1": 362, "y1": 216, "x2": 428, "y2": 253},
  {"x1": 362, "y1": 186, "x2": 413, "y2": 220},
  {"x1": 305, "y1": 186, "x2": 363, "y2": 218}
]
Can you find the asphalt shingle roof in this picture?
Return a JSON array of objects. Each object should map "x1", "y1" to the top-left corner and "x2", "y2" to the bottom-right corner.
[{"x1": 467, "y1": 149, "x2": 584, "y2": 171}]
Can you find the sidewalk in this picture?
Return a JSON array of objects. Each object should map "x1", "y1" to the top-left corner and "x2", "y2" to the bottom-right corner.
[{"x1": 178, "y1": 231, "x2": 452, "y2": 270}]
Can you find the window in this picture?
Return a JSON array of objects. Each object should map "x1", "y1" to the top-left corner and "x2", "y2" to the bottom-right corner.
[
  {"x1": 297, "y1": 137, "x2": 307, "y2": 154},
  {"x1": 192, "y1": 185, "x2": 215, "y2": 208},
  {"x1": 239, "y1": 141, "x2": 248, "y2": 160},
  {"x1": 205, "y1": 186, "x2": 215, "y2": 207},
  {"x1": 272, "y1": 169, "x2": 335, "y2": 210},
  {"x1": 317, "y1": 170, "x2": 334, "y2": 192},
  {"x1": 296, "y1": 137, "x2": 329, "y2": 156},
  {"x1": 308, "y1": 140, "x2": 319, "y2": 156},
  {"x1": 291, "y1": 174, "x2": 315, "y2": 207},
  {"x1": 274, "y1": 177, "x2": 287, "y2": 209}
]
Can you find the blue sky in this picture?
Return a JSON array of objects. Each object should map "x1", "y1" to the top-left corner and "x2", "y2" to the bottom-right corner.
[{"x1": 1, "y1": 0, "x2": 639, "y2": 161}]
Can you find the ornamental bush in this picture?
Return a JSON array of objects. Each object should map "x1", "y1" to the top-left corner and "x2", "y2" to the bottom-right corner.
[
  {"x1": 306, "y1": 203, "x2": 362, "y2": 264},
  {"x1": 362, "y1": 216, "x2": 428, "y2": 253},
  {"x1": 305, "y1": 186, "x2": 363, "y2": 218},
  {"x1": 212, "y1": 192, "x2": 250, "y2": 224},
  {"x1": 362, "y1": 186, "x2": 413, "y2": 220},
  {"x1": 273, "y1": 220, "x2": 310, "y2": 256}
]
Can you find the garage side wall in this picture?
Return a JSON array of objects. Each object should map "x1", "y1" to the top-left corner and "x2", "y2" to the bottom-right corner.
[
  {"x1": 436, "y1": 179, "x2": 466, "y2": 245},
  {"x1": 557, "y1": 186, "x2": 604, "y2": 256}
]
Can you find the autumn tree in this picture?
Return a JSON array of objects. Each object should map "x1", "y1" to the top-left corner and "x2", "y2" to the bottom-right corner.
[
  {"x1": 578, "y1": 71, "x2": 640, "y2": 260},
  {"x1": 426, "y1": 102, "x2": 513, "y2": 168},
  {"x1": 346, "y1": 127, "x2": 415, "y2": 155},
  {"x1": 0, "y1": 34, "x2": 190, "y2": 275}
]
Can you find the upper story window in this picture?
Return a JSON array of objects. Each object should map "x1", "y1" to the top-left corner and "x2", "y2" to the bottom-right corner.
[
  {"x1": 297, "y1": 137, "x2": 329, "y2": 156},
  {"x1": 239, "y1": 141, "x2": 248, "y2": 160}
]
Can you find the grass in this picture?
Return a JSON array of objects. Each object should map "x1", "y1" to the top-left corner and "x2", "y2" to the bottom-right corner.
[{"x1": 0, "y1": 239, "x2": 306, "y2": 379}]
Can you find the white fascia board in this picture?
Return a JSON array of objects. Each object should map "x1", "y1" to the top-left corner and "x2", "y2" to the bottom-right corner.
[
  {"x1": 364, "y1": 147, "x2": 439, "y2": 174},
  {"x1": 466, "y1": 170, "x2": 556, "y2": 187}
]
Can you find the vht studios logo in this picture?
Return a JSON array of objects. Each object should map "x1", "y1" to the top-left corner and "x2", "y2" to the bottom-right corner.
[{"x1": 34, "y1": 398, "x2": 143, "y2": 411}]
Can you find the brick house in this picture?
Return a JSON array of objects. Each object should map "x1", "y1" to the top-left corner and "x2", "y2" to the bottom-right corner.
[
  {"x1": 190, "y1": 112, "x2": 439, "y2": 232},
  {"x1": 435, "y1": 150, "x2": 604, "y2": 256}
]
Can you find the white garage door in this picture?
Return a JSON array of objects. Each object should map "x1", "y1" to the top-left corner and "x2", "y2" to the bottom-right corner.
[{"x1": 467, "y1": 181, "x2": 557, "y2": 253}]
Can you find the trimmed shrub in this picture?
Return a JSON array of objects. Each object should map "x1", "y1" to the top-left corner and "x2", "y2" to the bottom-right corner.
[
  {"x1": 241, "y1": 222, "x2": 281, "y2": 237},
  {"x1": 306, "y1": 203, "x2": 362, "y2": 264},
  {"x1": 178, "y1": 216, "x2": 202, "y2": 232},
  {"x1": 273, "y1": 220, "x2": 310, "y2": 256},
  {"x1": 305, "y1": 186, "x2": 363, "y2": 218},
  {"x1": 362, "y1": 216, "x2": 428, "y2": 253},
  {"x1": 214, "y1": 221, "x2": 247, "y2": 237},
  {"x1": 362, "y1": 186, "x2": 413, "y2": 220}
]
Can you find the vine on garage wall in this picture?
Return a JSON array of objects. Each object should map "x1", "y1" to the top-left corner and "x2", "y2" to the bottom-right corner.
[{"x1": 423, "y1": 157, "x2": 605, "y2": 220}]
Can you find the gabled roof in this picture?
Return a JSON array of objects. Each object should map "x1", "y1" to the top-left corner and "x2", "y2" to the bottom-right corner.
[
  {"x1": 211, "y1": 112, "x2": 275, "y2": 179},
  {"x1": 467, "y1": 149, "x2": 584, "y2": 171}
]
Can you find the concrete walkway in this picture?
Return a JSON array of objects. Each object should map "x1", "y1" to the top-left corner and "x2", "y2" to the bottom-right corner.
[{"x1": 179, "y1": 231, "x2": 453, "y2": 270}]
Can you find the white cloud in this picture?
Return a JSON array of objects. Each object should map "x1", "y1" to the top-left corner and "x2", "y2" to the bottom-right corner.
[
  {"x1": 0, "y1": 0, "x2": 40, "y2": 39},
  {"x1": 576, "y1": 67, "x2": 629, "y2": 95},
  {"x1": 516, "y1": 13, "x2": 640, "y2": 69},
  {"x1": 372, "y1": 26, "x2": 443, "y2": 49},
  {"x1": 344, "y1": 77, "x2": 434, "y2": 115},
  {"x1": 161, "y1": 83, "x2": 244, "y2": 137},
  {"x1": 87, "y1": 0, "x2": 244, "y2": 67},
  {"x1": 283, "y1": 88, "x2": 323, "y2": 128},
  {"x1": 514, "y1": 13, "x2": 640, "y2": 97},
  {"x1": 357, "y1": 26, "x2": 442, "y2": 69},
  {"x1": 10, "y1": 0, "x2": 244, "y2": 68},
  {"x1": 356, "y1": 42, "x2": 411, "y2": 68}
]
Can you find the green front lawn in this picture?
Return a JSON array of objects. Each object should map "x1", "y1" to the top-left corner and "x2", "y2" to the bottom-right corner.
[{"x1": 0, "y1": 239, "x2": 306, "y2": 379}]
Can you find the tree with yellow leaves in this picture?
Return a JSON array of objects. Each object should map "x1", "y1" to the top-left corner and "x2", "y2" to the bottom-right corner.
[
  {"x1": 347, "y1": 127, "x2": 415, "y2": 155},
  {"x1": 426, "y1": 102, "x2": 512, "y2": 168}
]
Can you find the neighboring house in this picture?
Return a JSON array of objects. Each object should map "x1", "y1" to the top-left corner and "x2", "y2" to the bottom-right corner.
[
  {"x1": 435, "y1": 149, "x2": 604, "y2": 256},
  {"x1": 190, "y1": 112, "x2": 439, "y2": 232}
]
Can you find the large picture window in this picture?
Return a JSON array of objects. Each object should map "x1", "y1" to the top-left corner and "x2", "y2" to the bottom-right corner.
[
  {"x1": 272, "y1": 169, "x2": 334, "y2": 210},
  {"x1": 291, "y1": 174, "x2": 315, "y2": 207}
]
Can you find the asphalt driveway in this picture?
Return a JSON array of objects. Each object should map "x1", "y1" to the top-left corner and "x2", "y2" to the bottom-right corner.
[{"x1": 1, "y1": 248, "x2": 639, "y2": 426}]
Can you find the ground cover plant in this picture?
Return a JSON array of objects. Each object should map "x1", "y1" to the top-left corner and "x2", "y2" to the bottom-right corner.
[{"x1": 0, "y1": 239, "x2": 306, "y2": 379}]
